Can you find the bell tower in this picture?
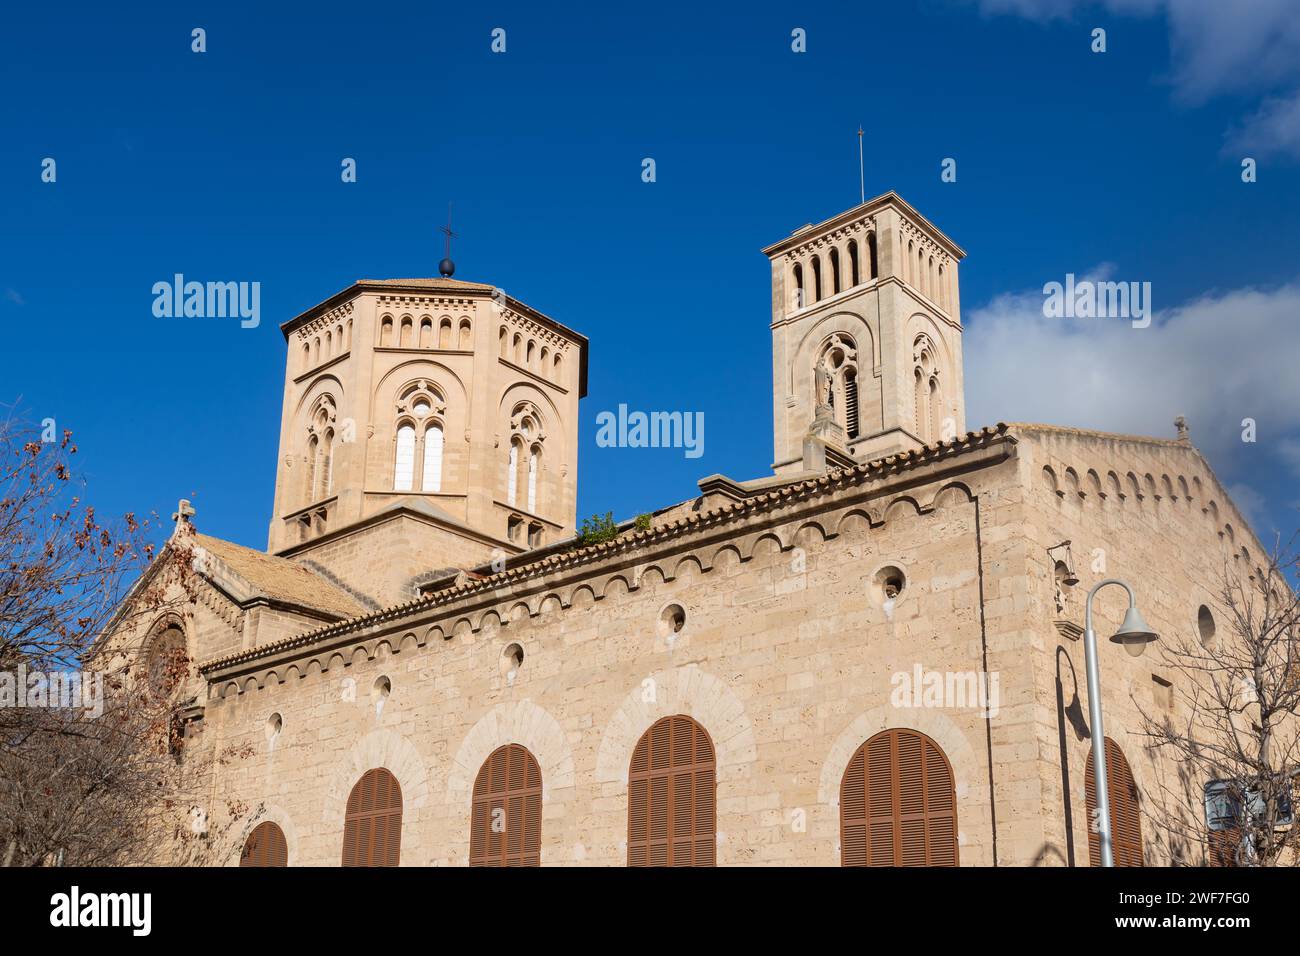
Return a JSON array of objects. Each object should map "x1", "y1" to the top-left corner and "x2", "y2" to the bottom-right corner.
[
  {"x1": 762, "y1": 191, "x2": 966, "y2": 476},
  {"x1": 267, "y1": 276, "x2": 587, "y2": 606}
]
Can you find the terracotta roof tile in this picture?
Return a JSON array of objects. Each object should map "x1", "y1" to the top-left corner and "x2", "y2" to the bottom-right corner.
[{"x1": 194, "y1": 533, "x2": 365, "y2": 620}]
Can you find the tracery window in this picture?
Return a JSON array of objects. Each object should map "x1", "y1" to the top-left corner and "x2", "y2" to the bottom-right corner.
[
  {"x1": 912, "y1": 334, "x2": 943, "y2": 443},
  {"x1": 505, "y1": 402, "x2": 545, "y2": 515},
  {"x1": 814, "y1": 333, "x2": 861, "y2": 440},
  {"x1": 393, "y1": 383, "x2": 447, "y2": 492},
  {"x1": 304, "y1": 395, "x2": 338, "y2": 505}
]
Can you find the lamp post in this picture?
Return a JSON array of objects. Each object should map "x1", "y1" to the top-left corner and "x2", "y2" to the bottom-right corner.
[{"x1": 1083, "y1": 578, "x2": 1159, "y2": 867}]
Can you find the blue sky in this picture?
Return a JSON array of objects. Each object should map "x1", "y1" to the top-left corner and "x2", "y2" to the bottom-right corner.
[{"x1": 3, "y1": 0, "x2": 1298, "y2": 554}]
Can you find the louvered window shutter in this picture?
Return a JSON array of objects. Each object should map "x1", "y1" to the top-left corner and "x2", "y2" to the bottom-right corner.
[
  {"x1": 840, "y1": 729, "x2": 958, "y2": 866},
  {"x1": 239, "y1": 821, "x2": 288, "y2": 867},
  {"x1": 469, "y1": 744, "x2": 543, "y2": 866},
  {"x1": 342, "y1": 768, "x2": 403, "y2": 867},
  {"x1": 627, "y1": 715, "x2": 716, "y2": 866},
  {"x1": 1084, "y1": 737, "x2": 1144, "y2": 866}
]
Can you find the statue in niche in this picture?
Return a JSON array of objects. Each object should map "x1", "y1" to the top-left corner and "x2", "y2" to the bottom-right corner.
[{"x1": 815, "y1": 360, "x2": 833, "y2": 413}]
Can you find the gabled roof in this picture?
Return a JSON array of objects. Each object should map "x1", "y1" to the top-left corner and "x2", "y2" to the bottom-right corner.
[{"x1": 194, "y1": 533, "x2": 365, "y2": 620}]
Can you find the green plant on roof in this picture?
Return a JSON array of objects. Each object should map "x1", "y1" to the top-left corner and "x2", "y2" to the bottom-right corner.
[{"x1": 576, "y1": 511, "x2": 620, "y2": 546}]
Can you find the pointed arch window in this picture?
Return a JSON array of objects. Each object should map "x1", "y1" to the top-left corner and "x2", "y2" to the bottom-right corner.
[
  {"x1": 392, "y1": 385, "x2": 447, "y2": 493},
  {"x1": 527, "y1": 447, "x2": 539, "y2": 513},
  {"x1": 912, "y1": 334, "x2": 942, "y2": 443},
  {"x1": 627, "y1": 715, "x2": 716, "y2": 866},
  {"x1": 394, "y1": 425, "x2": 416, "y2": 491},
  {"x1": 319, "y1": 428, "x2": 334, "y2": 499},
  {"x1": 506, "y1": 403, "x2": 545, "y2": 515},
  {"x1": 507, "y1": 439, "x2": 520, "y2": 506},
  {"x1": 815, "y1": 333, "x2": 861, "y2": 441},
  {"x1": 422, "y1": 423, "x2": 444, "y2": 492}
]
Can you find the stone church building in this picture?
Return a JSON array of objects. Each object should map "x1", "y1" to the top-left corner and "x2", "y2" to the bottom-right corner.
[{"x1": 112, "y1": 192, "x2": 1263, "y2": 866}]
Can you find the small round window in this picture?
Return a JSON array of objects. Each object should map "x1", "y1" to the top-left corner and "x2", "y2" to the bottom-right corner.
[
  {"x1": 872, "y1": 566, "x2": 906, "y2": 605},
  {"x1": 658, "y1": 603, "x2": 686, "y2": 638}
]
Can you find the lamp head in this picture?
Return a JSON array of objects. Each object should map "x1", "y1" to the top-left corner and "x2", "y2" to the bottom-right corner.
[{"x1": 1110, "y1": 605, "x2": 1159, "y2": 657}]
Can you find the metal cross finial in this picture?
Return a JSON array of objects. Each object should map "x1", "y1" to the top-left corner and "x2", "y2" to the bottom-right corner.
[{"x1": 439, "y1": 203, "x2": 457, "y2": 259}]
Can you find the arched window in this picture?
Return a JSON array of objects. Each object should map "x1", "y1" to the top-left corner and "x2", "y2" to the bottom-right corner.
[
  {"x1": 399, "y1": 317, "x2": 413, "y2": 348},
  {"x1": 912, "y1": 334, "x2": 940, "y2": 442},
  {"x1": 146, "y1": 622, "x2": 188, "y2": 698},
  {"x1": 507, "y1": 438, "x2": 521, "y2": 506},
  {"x1": 1085, "y1": 737, "x2": 1144, "y2": 866},
  {"x1": 419, "y1": 317, "x2": 433, "y2": 349},
  {"x1": 318, "y1": 428, "x2": 334, "y2": 499},
  {"x1": 628, "y1": 715, "x2": 716, "y2": 867},
  {"x1": 341, "y1": 768, "x2": 402, "y2": 867},
  {"x1": 506, "y1": 404, "x2": 544, "y2": 512},
  {"x1": 811, "y1": 255, "x2": 823, "y2": 302},
  {"x1": 499, "y1": 326, "x2": 508, "y2": 358},
  {"x1": 438, "y1": 318, "x2": 452, "y2": 349},
  {"x1": 527, "y1": 447, "x2": 539, "y2": 513},
  {"x1": 394, "y1": 424, "x2": 416, "y2": 491},
  {"x1": 469, "y1": 744, "x2": 542, "y2": 866},
  {"x1": 305, "y1": 435, "x2": 318, "y2": 504},
  {"x1": 815, "y1": 333, "x2": 860, "y2": 441},
  {"x1": 422, "y1": 423, "x2": 444, "y2": 492},
  {"x1": 929, "y1": 378, "x2": 943, "y2": 441},
  {"x1": 379, "y1": 315, "x2": 393, "y2": 347},
  {"x1": 840, "y1": 728, "x2": 958, "y2": 866},
  {"x1": 829, "y1": 247, "x2": 841, "y2": 295},
  {"x1": 849, "y1": 241, "x2": 860, "y2": 288},
  {"x1": 458, "y1": 319, "x2": 472, "y2": 350},
  {"x1": 240, "y1": 821, "x2": 287, "y2": 867},
  {"x1": 867, "y1": 232, "x2": 879, "y2": 279},
  {"x1": 791, "y1": 262, "x2": 805, "y2": 309}
]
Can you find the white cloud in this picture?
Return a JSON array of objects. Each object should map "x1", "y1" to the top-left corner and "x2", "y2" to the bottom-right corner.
[
  {"x1": 1228, "y1": 90, "x2": 1300, "y2": 159},
  {"x1": 963, "y1": 277, "x2": 1300, "y2": 472}
]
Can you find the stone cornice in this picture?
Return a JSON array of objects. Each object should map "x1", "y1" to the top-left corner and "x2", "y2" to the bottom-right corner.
[
  {"x1": 199, "y1": 424, "x2": 1014, "y2": 676},
  {"x1": 763, "y1": 190, "x2": 966, "y2": 260}
]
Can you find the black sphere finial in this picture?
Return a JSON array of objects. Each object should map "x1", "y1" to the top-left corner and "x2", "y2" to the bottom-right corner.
[{"x1": 439, "y1": 257, "x2": 455, "y2": 278}]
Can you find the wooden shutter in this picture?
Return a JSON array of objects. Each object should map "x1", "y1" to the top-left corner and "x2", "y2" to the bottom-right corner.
[
  {"x1": 469, "y1": 744, "x2": 543, "y2": 866},
  {"x1": 1084, "y1": 737, "x2": 1144, "y2": 866},
  {"x1": 341, "y1": 767, "x2": 402, "y2": 867},
  {"x1": 239, "y1": 821, "x2": 287, "y2": 867},
  {"x1": 627, "y1": 715, "x2": 716, "y2": 866},
  {"x1": 840, "y1": 728, "x2": 958, "y2": 867}
]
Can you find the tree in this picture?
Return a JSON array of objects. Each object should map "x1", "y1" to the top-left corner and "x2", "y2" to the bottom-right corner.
[
  {"x1": 0, "y1": 409, "x2": 249, "y2": 866},
  {"x1": 1139, "y1": 535, "x2": 1300, "y2": 866}
]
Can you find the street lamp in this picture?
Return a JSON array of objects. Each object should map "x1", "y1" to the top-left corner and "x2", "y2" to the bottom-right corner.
[{"x1": 1083, "y1": 578, "x2": 1159, "y2": 867}]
